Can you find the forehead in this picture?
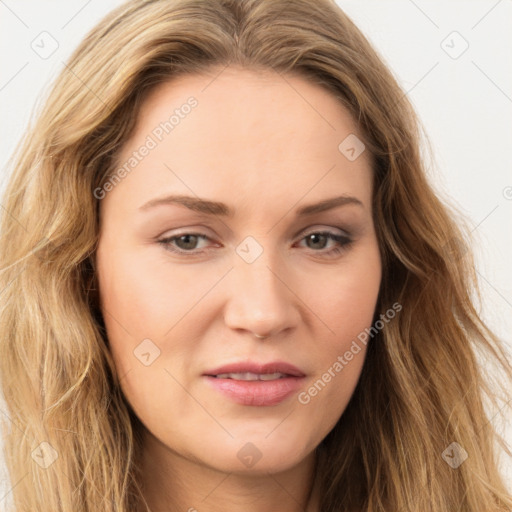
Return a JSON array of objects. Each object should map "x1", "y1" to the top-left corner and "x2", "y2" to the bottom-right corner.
[
  {"x1": 133, "y1": 66, "x2": 358, "y2": 141},
  {"x1": 104, "y1": 66, "x2": 373, "y2": 219}
]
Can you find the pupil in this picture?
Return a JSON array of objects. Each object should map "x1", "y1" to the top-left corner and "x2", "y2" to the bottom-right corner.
[
  {"x1": 179, "y1": 234, "x2": 197, "y2": 249},
  {"x1": 309, "y1": 233, "x2": 326, "y2": 249}
]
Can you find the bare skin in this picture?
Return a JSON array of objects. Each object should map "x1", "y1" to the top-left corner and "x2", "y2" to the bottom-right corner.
[{"x1": 95, "y1": 65, "x2": 382, "y2": 512}]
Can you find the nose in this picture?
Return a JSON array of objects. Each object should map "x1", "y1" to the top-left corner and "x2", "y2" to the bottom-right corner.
[{"x1": 223, "y1": 244, "x2": 300, "y2": 339}]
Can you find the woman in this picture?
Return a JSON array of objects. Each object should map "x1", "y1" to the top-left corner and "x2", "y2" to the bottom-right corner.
[{"x1": 0, "y1": 0, "x2": 511, "y2": 510}]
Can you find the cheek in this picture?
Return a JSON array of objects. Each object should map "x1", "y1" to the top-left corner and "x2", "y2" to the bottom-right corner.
[
  {"x1": 323, "y1": 273, "x2": 380, "y2": 346},
  {"x1": 95, "y1": 246, "x2": 168, "y2": 373},
  {"x1": 96, "y1": 247, "x2": 222, "y2": 397},
  {"x1": 314, "y1": 244, "x2": 382, "y2": 347},
  {"x1": 295, "y1": 255, "x2": 380, "y2": 436},
  {"x1": 302, "y1": 243, "x2": 381, "y2": 393},
  {"x1": 99, "y1": 234, "x2": 382, "y2": 365},
  {"x1": 98, "y1": 247, "x2": 199, "y2": 337}
]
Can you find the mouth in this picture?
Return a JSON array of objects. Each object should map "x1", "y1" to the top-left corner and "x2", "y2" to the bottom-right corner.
[
  {"x1": 202, "y1": 361, "x2": 306, "y2": 406},
  {"x1": 203, "y1": 360, "x2": 305, "y2": 379},
  {"x1": 210, "y1": 371, "x2": 291, "y2": 381}
]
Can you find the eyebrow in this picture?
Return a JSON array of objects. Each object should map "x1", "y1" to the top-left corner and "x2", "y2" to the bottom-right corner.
[{"x1": 138, "y1": 194, "x2": 363, "y2": 216}]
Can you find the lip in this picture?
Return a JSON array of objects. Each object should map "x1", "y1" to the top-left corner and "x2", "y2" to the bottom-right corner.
[
  {"x1": 202, "y1": 361, "x2": 306, "y2": 407},
  {"x1": 203, "y1": 361, "x2": 306, "y2": 378}
]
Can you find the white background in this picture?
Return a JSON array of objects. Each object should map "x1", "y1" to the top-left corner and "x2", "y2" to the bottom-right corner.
[{"x1": 0, "y1": 0, "x2": 511, "y2": 504}]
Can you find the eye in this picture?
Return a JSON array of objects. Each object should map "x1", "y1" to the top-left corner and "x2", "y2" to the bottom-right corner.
[
  {"x1": 294, "y1": 230, "x2": 352, "y2": 257},
  {"x1": 158, "y1": 233, "x2": 212, "y2": 253},
  {"x1": 157, "y1": 229, "x2": 352, "y2": 257}
]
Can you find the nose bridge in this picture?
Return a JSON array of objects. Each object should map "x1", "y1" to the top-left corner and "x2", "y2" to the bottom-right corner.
[{"x1": 224, "y1": 235, "x2": 297, "y2": 335}]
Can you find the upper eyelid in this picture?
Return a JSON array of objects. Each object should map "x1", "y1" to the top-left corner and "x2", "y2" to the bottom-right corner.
[
  {"x1": 159, "y1": 226, "x2": 352, "y2": 247},
  {"x1": 160, "y1": 224, "x2": 351, "y2": 239},
  {"x1": 298, "y1": 226, "x2": 350, "y2": 237}
]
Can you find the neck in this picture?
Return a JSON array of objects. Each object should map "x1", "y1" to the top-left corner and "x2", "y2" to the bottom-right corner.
[{"x1": 139, "y1": 430, "x2": 321, "y2": 512}]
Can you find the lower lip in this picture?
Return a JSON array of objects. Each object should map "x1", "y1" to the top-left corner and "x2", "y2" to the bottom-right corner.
[{"x1": 203, "y1": 376, "x2": 304, "y2": 406}]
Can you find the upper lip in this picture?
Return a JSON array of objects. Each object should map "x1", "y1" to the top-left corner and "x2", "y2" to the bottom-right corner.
[{"x1": 203, "y1": 361, "x2": 305, "y2": 378}]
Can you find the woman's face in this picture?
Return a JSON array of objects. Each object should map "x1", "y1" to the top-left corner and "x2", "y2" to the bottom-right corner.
[{"x1": 95, "y1": 66, "x2": 381, "y2": 475}]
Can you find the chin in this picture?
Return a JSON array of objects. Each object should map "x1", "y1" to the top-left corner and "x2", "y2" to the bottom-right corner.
[{"x1": 188, "y1": 431, "x2": 317, "y2": 475}]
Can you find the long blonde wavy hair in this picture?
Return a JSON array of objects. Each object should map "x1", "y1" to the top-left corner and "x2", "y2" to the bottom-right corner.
[{"x1": 1, "y1": 0, "x2": 511, "y2": 510}]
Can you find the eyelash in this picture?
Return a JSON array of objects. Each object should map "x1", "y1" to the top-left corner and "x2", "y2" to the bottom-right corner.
[{"x1": 157, "y1": 230, "x2": 352, "y2": 258}]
